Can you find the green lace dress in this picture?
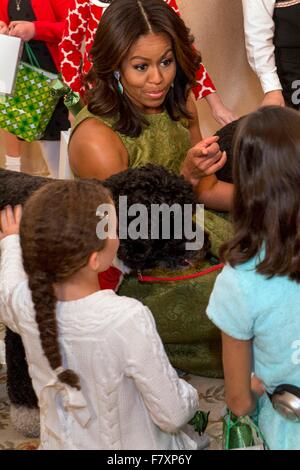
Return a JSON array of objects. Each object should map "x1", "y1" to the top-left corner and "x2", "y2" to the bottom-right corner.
[{"x1": 71, "y1": 107, "x2": 232, "y2": 376}]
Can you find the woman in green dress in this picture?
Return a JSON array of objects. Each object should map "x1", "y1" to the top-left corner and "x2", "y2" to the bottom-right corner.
[{"x1": 68, "y1": 0, "x2": 233, "y2": 211}]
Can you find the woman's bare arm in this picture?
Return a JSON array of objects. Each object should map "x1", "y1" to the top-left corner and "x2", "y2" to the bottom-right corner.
[
  {"x1": 68, "y1": 118, "x2": 128, "y2": 180},
  {"x1": 185, "y1": 94, "x2": 233, "y2": 211}
]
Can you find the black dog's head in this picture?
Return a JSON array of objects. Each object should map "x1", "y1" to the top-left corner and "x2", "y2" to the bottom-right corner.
[
  {"x1": 215, "y1": 117, "x2": 245, "y2": 183},
  {"x1": 104, "y1": 164, "x2": 210, "y2": 271}
]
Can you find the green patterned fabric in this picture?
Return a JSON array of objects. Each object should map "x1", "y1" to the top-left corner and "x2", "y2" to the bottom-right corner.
[
  {"x1": 71, "y1": 106, "x2": 190, "y2": 173},
  {"x1": 0, "y1": 62, "x2": 60, "y2": 142},
  {"x1": 119, "y1": 212, "x2": 233, "y2": 377}
]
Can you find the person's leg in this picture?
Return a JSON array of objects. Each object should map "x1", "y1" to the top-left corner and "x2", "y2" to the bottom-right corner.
[
  {"x1": 38, "y1": 97, "x2": 70, "y2": 178},
  {"x1": 1, "y1": 130, "x2": 21, "y2": 171},
  {"x1": 39, "y1": 140, "x2": 60, "y2": 178}
]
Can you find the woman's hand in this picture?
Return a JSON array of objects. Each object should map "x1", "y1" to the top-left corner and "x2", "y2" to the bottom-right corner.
[
  {"x1": 181, "y1": 136, "x2": 227, "y2": 187},
  {"x1": 211, "y1": 103, "x2": 237, "y2": 126},
  {"x1": 0, "y1": 205, "x2": 22, "y2": 241},
  {"x1": 8, "y1": 21, "x2": 35, "y2": 42},
  {"x1": 206, "y1": 93, "x2": 238, "y2": 126},
  {"x1": 262, "y1": 90, "x2": 285, "y2": 107},
  {"x1": 0, "y1": 20, "x2": 8, "y2": 34}
]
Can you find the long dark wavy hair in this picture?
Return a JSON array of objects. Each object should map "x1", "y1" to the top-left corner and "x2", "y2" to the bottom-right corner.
[
  {"x1": 221, "y1": 106, "x2": 300, "y2": 282},
  {"x1": 85, "y1": 0, "x2": 201, "y2": 137},
  {"x1": 20, "y1": 180, "x2": 112, "y2": 390}
]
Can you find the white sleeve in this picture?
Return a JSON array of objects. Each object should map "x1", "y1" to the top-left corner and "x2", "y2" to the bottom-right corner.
[
  {"x1": 124, "y1": 305, "x2": 199, "y2": 433},
  {"x1": 0, "y1": 234, "x2": 27, "y2": 333},
  {"x1": 242, "y1": 0, "x2": 282, "y2": 93}
]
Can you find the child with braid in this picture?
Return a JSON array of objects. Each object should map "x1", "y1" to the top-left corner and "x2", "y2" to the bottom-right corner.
[{"x1": 0, "y1": 179, "x2": 199, "y2": 450}]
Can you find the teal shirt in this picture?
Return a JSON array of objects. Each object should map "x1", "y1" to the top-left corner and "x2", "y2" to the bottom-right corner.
[{"x1": 207, "y1": 256, "x2": 300, "y2": 450}]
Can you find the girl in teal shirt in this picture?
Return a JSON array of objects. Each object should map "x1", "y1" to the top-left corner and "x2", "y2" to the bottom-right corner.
[{"x1": 207, "y1": 106, "x2": 300, "y2": 450}]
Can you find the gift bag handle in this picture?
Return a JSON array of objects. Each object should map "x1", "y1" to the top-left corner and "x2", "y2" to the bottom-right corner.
[{"x1": 24, "y1": 42, "x2": 41, "y2": 69}]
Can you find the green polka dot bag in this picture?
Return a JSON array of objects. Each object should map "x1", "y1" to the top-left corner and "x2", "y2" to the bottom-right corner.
[{"x1": 0, "y1": 44, "x2": 61, "y2": 142}]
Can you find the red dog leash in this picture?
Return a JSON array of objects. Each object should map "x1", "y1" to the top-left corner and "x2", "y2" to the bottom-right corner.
[{"x1": 138, "y1": 263, "x2": 224, "y2": 283}]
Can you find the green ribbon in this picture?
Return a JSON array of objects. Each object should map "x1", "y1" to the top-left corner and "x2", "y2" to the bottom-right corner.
[
  {"x1": 189, "y1": 410, "x2": 210, "y2": 435},
  {"x1": 223, "y1": 410, "x2": 267, "y2": 449},
  {"x1": 49, "y1": 76, "x2": 83, "y2": 116},
  {"x1": 64, "y1": 89, "x2": 83, "y2": 116},
  {"x1": 49, "y1": 77, "x2": 67, "y2": 97},
  {"x1": 24, "y1": 43, "x2": 40, "y2": 68}
]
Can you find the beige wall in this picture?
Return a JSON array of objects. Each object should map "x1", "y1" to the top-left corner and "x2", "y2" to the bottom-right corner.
[
  {"x1": 177, "y1": 0, "x2": 263, "y2": 136},
  {"x1": 0, "y1": 0, "x2": 263, "y2": 170}
]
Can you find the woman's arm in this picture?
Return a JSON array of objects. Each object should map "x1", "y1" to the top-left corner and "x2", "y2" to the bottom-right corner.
[
  {"x1": 68, "y1": 118, "x2": 128, "y2": 180},
  {"x1": 183, "y1": 94, "x2": 233, "y2": 211},
  {"x1": 221, "y1": 332, "x2": 257, "y2": 417},
  {"x1": 8, "y1": 0, "x2": 71, "y2": 44},
  {"x1": 242, "y1": 0, "x2": 284, "y2": 106},
  {"x1": 205, "y1": 93, "x2": 237, "y2": 126},
  {"x1": 194, "y1": 175, "x2": 233, "y2": 211}
]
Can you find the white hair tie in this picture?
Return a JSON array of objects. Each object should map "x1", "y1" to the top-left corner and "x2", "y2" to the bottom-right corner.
[{"x1": 54, "y1": 366, "x2": 65, "y2": 376}]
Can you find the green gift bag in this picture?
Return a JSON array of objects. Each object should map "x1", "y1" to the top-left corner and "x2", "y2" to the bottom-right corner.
[
  {"x1": 223, "y1": 410, "x2": 267, "y2": 450},
  {"x1": 0, "y1": 44, "x2": 61, "y2": 142}
]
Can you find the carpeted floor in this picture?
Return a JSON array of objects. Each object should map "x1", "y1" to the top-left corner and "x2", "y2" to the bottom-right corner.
[{"x1": 0, "y1": 322, "x2": 224, "y2": 450}]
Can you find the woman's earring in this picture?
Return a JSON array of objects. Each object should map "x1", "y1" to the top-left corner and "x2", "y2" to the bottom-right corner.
[{"x1": 114, "y1": 71, "x2": 124, "y2": 94}]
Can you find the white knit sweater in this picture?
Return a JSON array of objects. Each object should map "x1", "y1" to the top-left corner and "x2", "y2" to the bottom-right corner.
[{"x1": 0, "y1": 235, "x2": 199, "y2": 450}]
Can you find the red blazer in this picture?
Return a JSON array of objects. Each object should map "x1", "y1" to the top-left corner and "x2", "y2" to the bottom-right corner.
[{"x1": 0, "y1": 0, "x2": 71, "y2": 70}]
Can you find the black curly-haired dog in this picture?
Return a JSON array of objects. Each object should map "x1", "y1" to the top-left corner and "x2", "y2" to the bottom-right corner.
[
  {"x1": 103, "y1": 164, "x2": 210, "y2": 270},
  {"x1": 0, "y1": 119, "x2": 238, "y2": 438}
]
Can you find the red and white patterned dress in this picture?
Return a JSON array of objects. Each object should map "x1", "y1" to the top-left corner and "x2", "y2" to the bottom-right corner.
[{"x1": 59, "y1": 0, "x2": 216, "y2": 99}]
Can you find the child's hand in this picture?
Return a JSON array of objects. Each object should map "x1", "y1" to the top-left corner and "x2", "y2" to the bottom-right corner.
[
  {"x1": 251, "y1": 373, "x2": 265, "y2": 397},
  {"x1": 0, "y1": 205, "x2": 22, "y2": 240}
]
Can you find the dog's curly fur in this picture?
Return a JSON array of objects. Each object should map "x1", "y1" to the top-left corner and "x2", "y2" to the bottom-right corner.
[
  {"x1": 0, "y1": 169, "x2": 50, "y2": 207},
  {"x1": 104, "y1": 164, "x2": 210, "y2": 270}
]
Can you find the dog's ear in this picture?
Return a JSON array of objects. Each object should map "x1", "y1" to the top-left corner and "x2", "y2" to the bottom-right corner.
[
  {"x1": 214, "y1": 117, "x2": 245, "y2": 184},
  {"x1": 0, "y1": 169, "x2": 50, "y2": 209}
]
